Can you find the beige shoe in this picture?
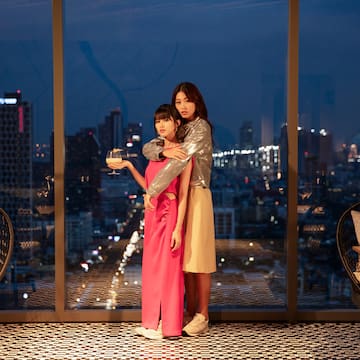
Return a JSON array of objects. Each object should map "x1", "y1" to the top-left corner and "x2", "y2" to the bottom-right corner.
[{"x1": 182, "y1": 313, "x2": 209, "y2": 336}]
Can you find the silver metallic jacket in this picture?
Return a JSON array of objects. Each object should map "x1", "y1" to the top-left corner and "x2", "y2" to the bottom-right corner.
[{"x1": 143, "y1": 117, "x2": 213, "y2": 197}]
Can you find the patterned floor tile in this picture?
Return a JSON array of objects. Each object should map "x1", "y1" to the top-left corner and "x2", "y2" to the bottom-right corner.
[{"x1": 0, "y1": 322, "x2": 359, "y2": 359}]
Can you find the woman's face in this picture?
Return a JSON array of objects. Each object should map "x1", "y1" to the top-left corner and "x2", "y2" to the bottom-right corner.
[
  {"x1": 175, "y1": 91, "x2": 196, "y2": 121},
  {"x1": 155, "y1": 116, "x2": 179, "y2": 141}
]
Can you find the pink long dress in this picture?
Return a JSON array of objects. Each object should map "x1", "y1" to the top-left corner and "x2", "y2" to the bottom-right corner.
[{"x1": 141, "y1": 159, "x2": 184, "y2": 337}]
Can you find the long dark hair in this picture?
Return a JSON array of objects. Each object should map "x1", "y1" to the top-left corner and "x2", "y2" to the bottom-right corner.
[
  {"x1": 171, "y1": 81, "x2": 213, "y2": 136},
  {"x1": 153, "y1": 104, "x2": 185, "y2": 142}
]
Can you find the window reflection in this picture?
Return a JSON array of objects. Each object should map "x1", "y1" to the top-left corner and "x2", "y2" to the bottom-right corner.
[
  {"x1": 298, "y1": 1, "x2": 360, "y2": 308},
  {"x1": 0, "y1": 0, "x2": 54, "y2": 310},
  {"x1": 64, "y1": 0, "x2": 288, "y2": 310},
  {"x1": 0, "y1": 0, "x2": 359, "y2": 316}
]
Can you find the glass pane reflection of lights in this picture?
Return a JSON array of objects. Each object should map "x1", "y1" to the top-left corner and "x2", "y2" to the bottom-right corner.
[
  {"x1": 298, "y1": 0, "x2": 360, "y2": 309},
  {"x1": 0, "y1": 0, "x2": 54, "y2": 310},
  {"x1": 64, "y1": 0, "x2": 288, "y2": 310}
]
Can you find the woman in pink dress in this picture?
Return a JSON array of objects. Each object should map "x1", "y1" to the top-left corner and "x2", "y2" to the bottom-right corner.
[
  {"x1": 108, "y1": 104, "x2": 192, "y2": 339},
  {"x1": 143, "y1": 82, "x2": 216, "y2": 337}
]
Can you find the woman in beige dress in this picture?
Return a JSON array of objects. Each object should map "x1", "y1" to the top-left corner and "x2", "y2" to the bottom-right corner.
[{"x1": 143, "y1": 82, "x2": 216, "y2": 336}]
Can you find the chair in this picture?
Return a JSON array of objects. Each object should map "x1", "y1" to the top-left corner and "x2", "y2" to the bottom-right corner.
[
  {"x1": 0, "y1": 208, "x2": 14, "y2": 282},
  {"x1": 336, "y1": 202, "x2": 360, "y2": 305}
]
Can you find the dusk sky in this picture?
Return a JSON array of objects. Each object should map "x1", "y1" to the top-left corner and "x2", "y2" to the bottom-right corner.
[{"x1": 1, "y1": 0, "x2": 360, "y2": 149}]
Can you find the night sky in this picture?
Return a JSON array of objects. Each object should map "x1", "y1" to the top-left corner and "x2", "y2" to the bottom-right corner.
[{"x1": 1, "y1": 0, "x2": 360, "y2": 149}]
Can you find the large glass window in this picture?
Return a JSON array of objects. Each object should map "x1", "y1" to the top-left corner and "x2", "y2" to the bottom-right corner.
[
  {"x1": 298, "y1": 0, "x2": 360, "y2": 309},
  {"x1": 0, "y1": 1, "x2": 54, "y2": 310},
  {"x1": 64, "y1": 0, "x2": 288, "y2": 310},
  {"x1": 2, "y1": 0, "x2": 360, "y2": 322}
]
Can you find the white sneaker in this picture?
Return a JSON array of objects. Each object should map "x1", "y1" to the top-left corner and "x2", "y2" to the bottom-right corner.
[
  {"x1": 134, "y1": 324, "x2": 163, "y2": 340},
  {"x1": 182, "y1": 313, "x2": 209, "y2": 336},
  {"x1": 142, "y1": 328, "x2": 163, "y2": 340},
  {"x1": 134, "y1": 326, "x2": 147, "y2": 337}
]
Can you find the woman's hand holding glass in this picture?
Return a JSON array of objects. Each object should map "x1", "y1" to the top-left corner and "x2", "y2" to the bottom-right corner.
[
  {"x1": 106, "y1": 148, "x2": 126, "y2": 175},
  {"x1": 108, "y1": 159, "x2": 131, "y2": 170}
]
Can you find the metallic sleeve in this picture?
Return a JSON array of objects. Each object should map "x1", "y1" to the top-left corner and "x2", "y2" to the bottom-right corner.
[
  {"x1": 147, "y1": 120, "x2": 211, "y2": 197},
  {"x1": 142, "y1": 138, "x2": 164, "y2": 161},
  {"x1": 180, "y1": 121, "x2": 211, "y2": 161}
]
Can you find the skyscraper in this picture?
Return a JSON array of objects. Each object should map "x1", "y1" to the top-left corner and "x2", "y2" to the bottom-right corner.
[
  {"x1": 239, "y1": 121, "x2": 254, "y2": 150},
  {"x1": 261, "y1": 74, "x2": 286, "y2": 146},
  {"x1": 65, "y1": 127, "x2": 102, "y2": 216},
  {"x1": 98, "y1": 108, "x2": 123, "y2": 163}
]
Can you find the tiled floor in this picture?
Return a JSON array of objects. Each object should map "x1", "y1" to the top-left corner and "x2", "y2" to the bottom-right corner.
[{"x1": 0, "y1": 321, "x2": 358, "y2": 359}]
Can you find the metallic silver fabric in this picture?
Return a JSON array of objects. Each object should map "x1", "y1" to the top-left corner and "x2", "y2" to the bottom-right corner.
[{"x1": 143, "y1": 118, "x2": 213, "y2": 197}]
